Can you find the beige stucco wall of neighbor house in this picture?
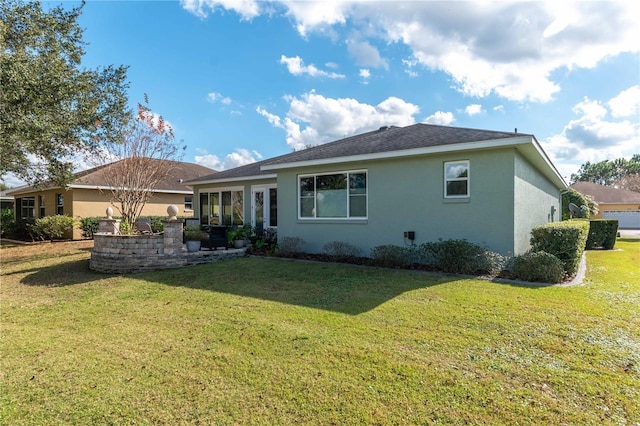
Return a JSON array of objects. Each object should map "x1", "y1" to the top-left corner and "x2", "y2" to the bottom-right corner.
[
  {"x1": 513, "y1": 151, "x2": 562, "y2": 255},
  {"x1": 276, "y1": 148, "x2": 523, "y2": 256}
]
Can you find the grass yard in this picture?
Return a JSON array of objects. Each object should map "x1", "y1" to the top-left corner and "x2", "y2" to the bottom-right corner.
[{"x1": 1, "y1": 239, "x2": 638, "y2": 425}]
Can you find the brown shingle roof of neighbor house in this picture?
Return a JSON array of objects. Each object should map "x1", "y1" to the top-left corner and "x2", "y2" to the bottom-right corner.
[
  {"x1": 8, "y1": 159, "x2": 216, "y2": 195},
  {"x1": 187, "y1": 123, "x2": 544, "y2": 184},
  {"x1": 571, "y1": 181, "x2": 640, "y2": 204}
]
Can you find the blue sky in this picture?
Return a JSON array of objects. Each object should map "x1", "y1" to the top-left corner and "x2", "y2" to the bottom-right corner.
[{"x1": 16, "y1": 1, "x2": 640, "y2": 185}]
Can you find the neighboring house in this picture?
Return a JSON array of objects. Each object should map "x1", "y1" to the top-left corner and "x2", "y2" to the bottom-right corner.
[
  {"x1": 0, "y1": 190, "x2": 14, "y2": 212},
  {"x1": 186, "y1": 124, "x2": 566, "y2": 256},
  {"x1": 7, "y1": 159, "x2": 215, "y2": 239},
  {"x1": 571, "y1": 181, "x2": 640, "y2": 229}
]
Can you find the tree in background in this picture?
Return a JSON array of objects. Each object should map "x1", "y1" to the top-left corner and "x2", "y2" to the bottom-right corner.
[
  {"x1": 94, "y1": 97, "x2": 185, "y2": 231},
  {"x1": 570, "y1": 155, "x2": 640, "y2": 192},
  {"x1": 0, "y1": 0, "x2": 129, "y2": 188}
]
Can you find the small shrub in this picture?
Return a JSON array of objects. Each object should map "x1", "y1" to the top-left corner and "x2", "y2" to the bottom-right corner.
[
  {"x1": 322, "y1": 241, "x2": 361, "y2": 259},
  {"x1": 530, "y1": 220, "x2": 589, "y2": 275},
  {"x1": 586, "y1": 219, "x2": 619, "y2": 250},
  {"x1": 420, "y1": 239, "x2": 505, "y2": 275},
  {"x1": 276, "y1": 236, "x2": 304, "y2": 256},
  {"x1": 370, "y1": 245, "x2": 413, "y2": 267},
  {"x1": 1, "y1": 208, "x2": 14, "y2": 237},
  {"x1": 149, "y1": 216, "x2": 165, "y2": 233},
  {"x1": 79, "y1": 217, "x2": 101, "y2": 239},
  {"x1": 32, "y1": 215, "x2": 76, "y2": 241},
  {"x1": 512, "y1": 251, "x2": 565, "y2": 283}
]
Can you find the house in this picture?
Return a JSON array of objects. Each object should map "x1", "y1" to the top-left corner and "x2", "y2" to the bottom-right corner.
[
  {"x1": 185, "y1": 124, "x2": 567, "y2": 256},
  {"x1": 7, "y1": 159, "x2": 215, "y2": 239},
  {"x1": 0, "y1": 190, "x2": 14, "y2": 212},
  {"x1": 571, "y1": 181, "x2": 640, "y2": 229}
]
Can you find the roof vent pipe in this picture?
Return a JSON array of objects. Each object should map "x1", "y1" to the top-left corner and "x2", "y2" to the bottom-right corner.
[{"x1": 379, "y1": 126, "x2": 389, "y2": 131}]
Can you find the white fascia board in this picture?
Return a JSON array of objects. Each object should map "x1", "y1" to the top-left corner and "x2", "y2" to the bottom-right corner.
[
  {"x1": 528, "y1": 137, "x2": 568, "y2": 189},
  {"x1": 185, "y1": 174, "x2": 277, "y2": 186},
  {"x1": 68, "y1": 184, "x2": 193, "y2": 194},
  {"x1": 261, "y1": 136, "x2": 535, "y2": 171}
]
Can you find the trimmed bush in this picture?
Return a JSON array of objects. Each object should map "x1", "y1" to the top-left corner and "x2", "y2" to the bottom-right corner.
[
  {"x1": 370, "y1": 245, "x2": 414, "y2": 267},
  {"x1": 322, "y1": 241, "x2": 362, "y2": 259},
  {"x1": 32, "y1": 215, "x2": 77, "y2": 241},
  {"x1": 586, "y1": 219, "x2": 619, "y2": 250},
  {"x1": 512, "y1": 251, "x2": 565, "y2": 283},
  {"x1": 530, "y1": 220, "x2": 589, "y2": 275},
  {"x1": 420, "y1": 238, "x2": 506, "y2": 275},
  {"x1": 1, "y1": 208, "x2": 14, "y2": 237},
  {"x1": 276, "y1": 236, "x2": 304, "y2": 256},
  {"x1": 79, "y1": 217, "x2": 101, "y2": 239}
]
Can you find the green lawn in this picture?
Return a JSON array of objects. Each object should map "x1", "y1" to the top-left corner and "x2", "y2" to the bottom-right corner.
[{"x1": 1, "y1": 239, "x2": 638, "y2": 425}]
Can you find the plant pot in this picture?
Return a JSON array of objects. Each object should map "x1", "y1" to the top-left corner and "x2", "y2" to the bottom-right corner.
[
  {"x1": 233, "y1": 239, "x2": 245, "y2": 249},
  {"x1": 186, "y1": 240, "x2": 201, "y2": 252}
]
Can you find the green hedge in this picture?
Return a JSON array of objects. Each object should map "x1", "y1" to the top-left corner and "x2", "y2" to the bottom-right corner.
[
  {"x1": 32, "y1": 215, "x2": 77, "y2": 241},
  {"x1": 530, "y1": 220, "x2": 590, "y2": 276},
  {"x1": 585, "y1": 219, "x2": 619, "y2": 250},
  {"x1": 512, "y1": 251, "x2": 565, "y2": 283}
]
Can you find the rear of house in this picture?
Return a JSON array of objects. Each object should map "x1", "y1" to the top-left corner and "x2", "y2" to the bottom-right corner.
[{"x1": 188, "y1": 124, "x2": 566, "y2": 256}]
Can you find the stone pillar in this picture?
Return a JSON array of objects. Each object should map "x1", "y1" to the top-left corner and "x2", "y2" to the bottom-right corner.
[
  {"x1": 98, "y1": 219, "x2": 120, "y2": 234},
  {"x1": 163, "y1": 219, "x2": 184, "y2": 255}
]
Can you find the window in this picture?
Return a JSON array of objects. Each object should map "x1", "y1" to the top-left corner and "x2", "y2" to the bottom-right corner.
[
  {"x1": 184, "y1": 196, "x2": 193, "y2": 211},
  {"x1": 199, "y1": 189, "x2": 243, "y2": 225},
  {"x1": 251, "y1": 186, "x2": 278, "y2": 229},
  {"x1": 299, "y1": 171, "x2": 367, "y2": 219},
  {"x1": 444, "y1": 161, "x2": 469, "y2": 198},
  {"x1": 56, "y1": 193, "x2": 64, "y2": 215},
  {"x1": 38, "y1": 195, "x2": 45, "y2": 218},
  {"x1": 21, "y1": 197, "x2": 35, "y2": 219}
]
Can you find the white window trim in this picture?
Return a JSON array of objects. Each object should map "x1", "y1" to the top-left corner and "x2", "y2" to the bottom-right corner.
[
  {"x1": 444, "y1": 160, "x2": 470, "y2": 199},
  {"x1": 199, "y1": 186, "x2": 245, "y2": 225},
  {"x1": 298, "y1": 169, "x2": 368, "y2": 220}
]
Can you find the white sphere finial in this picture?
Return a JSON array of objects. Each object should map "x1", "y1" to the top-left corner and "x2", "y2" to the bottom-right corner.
[
  {"x1": 106, "y1": 206, "x2": 113, "y2": 219},
  {"x1": 167, "y1": 205, "x2": 179, "y2": 220}
]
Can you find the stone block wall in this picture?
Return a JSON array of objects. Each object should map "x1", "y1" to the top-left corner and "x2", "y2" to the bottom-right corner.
[{"x1": 90, "y1": 217, "x2": 243, "y2": 273}]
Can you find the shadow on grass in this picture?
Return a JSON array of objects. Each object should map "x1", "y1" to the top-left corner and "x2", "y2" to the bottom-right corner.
[
  {"x1": 136, "y1": 257, "x2": 470, "y2": 315},
  {"x1": 19, "y1": 259, "x2": 114, "y2": 287}
]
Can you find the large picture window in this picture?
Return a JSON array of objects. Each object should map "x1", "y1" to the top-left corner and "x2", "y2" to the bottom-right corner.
[
  {"x1": 444, "y1": 161, "x2": 470, "y2": 198},
  {"x1": 299, "y1": 171, "x2": 367, "y2": 219}
]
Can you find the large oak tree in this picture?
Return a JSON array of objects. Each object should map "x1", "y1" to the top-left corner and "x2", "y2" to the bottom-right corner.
[{"x1": 0, "y1": 0, "x2": 129, "y2": 187}]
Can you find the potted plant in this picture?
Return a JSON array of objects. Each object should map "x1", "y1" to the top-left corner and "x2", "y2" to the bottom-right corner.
[
  {"x1": 227, "y1": 224, "x2": 249, "y2": 249},
  {"x1": 184, "y1": 225, "x2": 202, "y2": 252}
]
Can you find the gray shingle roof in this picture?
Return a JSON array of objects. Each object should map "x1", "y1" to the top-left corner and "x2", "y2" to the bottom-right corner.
[
  {"x1": 571, "y1": 181, "x2": 640, "y2": 203},
  {"x1": 187, "y1": 123, "x2": 524, "y2": 183}
]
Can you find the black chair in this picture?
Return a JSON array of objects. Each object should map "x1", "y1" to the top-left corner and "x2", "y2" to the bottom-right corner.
[{"x1": 208, "y1": 226, "x2": 228, "y2": 250}]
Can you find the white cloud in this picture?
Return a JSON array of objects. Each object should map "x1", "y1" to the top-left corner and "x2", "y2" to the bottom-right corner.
[
  {"x1": 180, "y1": 0, "x2": 260, "y2": 20},
  {"x1": 493, "y1": 105, "x2": 504, "y2": 112},
  {"x1": 608, "y1": 85, "x2": 640, "y2": 118},
  {"x1": 280, "y1": 1, "x2": 350, "y2": 37},
  {"x1": 542, "y1": 95, "x2": 640, "y2": 179},
  {"x1": 280, "y1": 55, "x2": 345, "y2": 79},
  {"x1": 465, "y1": 104, "x2": 483, "y2": 116},
  {"x1": 347, "y1": 40, "x2": 388, "y2": 69},
  {"x1": 194, "y1": 148, "x2": 261, "y2": 171},
  {"x1": 423, "y1": 111, "x2": 455, "y2": 126},
  {"x1": 258, "y1": 91, "x2": 419, "y2": 150},
  {"x1": 181, "y1": 2, "x2": 640, "y2": 103},
  {"x1": 359, "y1": 68, "x2": 370, "y2": 84},
  {"x1": 207, "y1": 92, "x2": 232, "y2": 105}
]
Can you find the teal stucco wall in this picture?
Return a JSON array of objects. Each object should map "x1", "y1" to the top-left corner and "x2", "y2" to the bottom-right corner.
[
  {"x1": 513, "y1": 151, "x2": 562, "y2": 254},
  {"x1": 277, "y1": 148, "x2": 520, "y2": 256}
]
